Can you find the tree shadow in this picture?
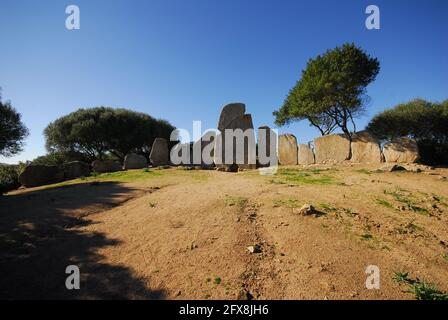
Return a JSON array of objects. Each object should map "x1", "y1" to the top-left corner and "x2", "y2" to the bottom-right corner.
[{"x1": 0, "y1": 182, "x2": 166, "y2": 299}]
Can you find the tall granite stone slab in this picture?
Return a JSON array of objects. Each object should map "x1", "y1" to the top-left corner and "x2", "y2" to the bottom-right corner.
[
  {"x1": 383, "y1": 137, "x2": 419, "y2": 163},
  {"x1": 314, "y1": 134, "x2": 351, "y2": 163},
  {"x1": 297, "y1": 144, "x2": 315, "y2": 165},
  {"x1": 278, "y1": 134, "x2": 298, "y2": 165},
  {"x1": 149, "y1": 138, "x2": 169, "y2": 166}
]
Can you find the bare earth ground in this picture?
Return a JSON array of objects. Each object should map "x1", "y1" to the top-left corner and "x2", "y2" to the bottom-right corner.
[{"x1": 1, "y1": 164, "x2": 447, "y2": 299}]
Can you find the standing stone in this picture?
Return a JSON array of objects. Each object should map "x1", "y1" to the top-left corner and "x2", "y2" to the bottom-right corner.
[
  {"x1": 314, "y1": 134, "x2": 351, "y2": 163},
  {"x1": 149, "y1": 138, "x2": 169, "y2": 166},
  {"x1": 19, "y1": 165, "x2": 64, "y2": 188},
  {"x1": 214, "y1": 103, "x2": 256, "y2": 170},
  {"x1": 278, "y1": 134, "x2": 298, "y2": 165},
  {"x1": 297, "y1": 144, "x2": 315, "y2": 165},
  {"x1": 383, "y1": 137, "x2": 419, "y2": 163},
  {"x1": 350, "y1": 131, "x2": 383, "y2": 163},
  {"x1": 217, "y1": 103, "x2": 245, "y2": 131},
  {"x1": 123, "y1": 153, "x2": 147, "y2": 170},
  {"x1": 91, "y1": 160, "x2": 122, "y2": 173},
  {"x1": 192, "y1": 131, "x2": 216, "y2": 167},
  {"x1": 63, "y1": 161, "x2": 90, "y2": 180},
  {"x1": 257, "y1": 126, "x2": 278, "y2": 167}
]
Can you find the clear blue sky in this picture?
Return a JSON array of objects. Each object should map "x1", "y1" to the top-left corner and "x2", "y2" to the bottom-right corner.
[{"x1": 1, "y1": 0, "x2": 447, "y2": 164}]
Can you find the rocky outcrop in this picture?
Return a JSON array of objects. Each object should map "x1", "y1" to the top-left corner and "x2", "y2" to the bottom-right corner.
[
  {"x1": 19, "y1": 165, "x2": 64, "y2": 188},
  {"x1": 63, "y1": 161, "x2": 90, "y2": 180},
  {"x1": 297, "y1": 144, "x2": 315, "y2": 165},
  {"x1": 314, "y1": 134, "x2": 350, "y2": 163},
  {"x1": 278, "y1": 134, "x2": 298, "y2": 165},
  {"x1": 383, "y1": 137, "x2": 419, "y2": 163},
  {"x1": 91, "y1": 160, "x2": 122, "y2": 173},
  {"x1": 123, "y1": 153, "x2": 147, "y2": 170},
  {"x1": 350, "y1": 131, "x2": 383, "y2": 163},
  {"x1": 149, "y1": 138, "x2": 169, "y2": 166}
]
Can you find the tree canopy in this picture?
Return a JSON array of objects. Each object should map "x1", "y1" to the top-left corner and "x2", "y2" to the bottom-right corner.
[
  {"x1": 274, "y1": 43, "x2": 380, "y2": 137},
  {"x1": 0, "y1": 96, "x2": 29, "y2": 157},
  {"x1": 367, "y1": 99, "x2": 448, "y2": 164},
  {"x1": 44, "y1": 107, "x2": 175, "y2": 161}
]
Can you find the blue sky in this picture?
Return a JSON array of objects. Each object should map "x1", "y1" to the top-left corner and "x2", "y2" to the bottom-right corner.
[{"x1": 0, "y1": 0, "x2": 447, "y2": 164}]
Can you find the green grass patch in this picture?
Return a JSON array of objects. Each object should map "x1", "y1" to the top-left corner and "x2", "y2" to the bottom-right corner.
[
  {"x1": 273, "y1": 198, "x2": 302, "y2": 208},
  {"x1": 225, "y1": 195, "x2": 247, "y2": 208},
  {"x1": 320, "y1": 203, "x2": 337, "y2": 212},
  {"x1": 393, "y1": 271, "x2": 448, "y2": 300},
  {"x1": 272, "y1": 168, "x2": 335, "y2": 185},
  {"x1": 376, "y1": 198, "x2": 394, "y2": 209},
  {"x1": 214, "y1": 277, "x2": 222, "y2": 285},
  {"x1": 355, "y1": 168, "x2": 372, "y2": 175},
  {"x1": 360, "y1": 233, "x2": 373, "y2": 241}
]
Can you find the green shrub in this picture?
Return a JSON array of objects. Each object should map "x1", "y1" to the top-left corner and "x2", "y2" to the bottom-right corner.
[{"x1": 0, "y1": 165, "x2": 20, "y2": 194}]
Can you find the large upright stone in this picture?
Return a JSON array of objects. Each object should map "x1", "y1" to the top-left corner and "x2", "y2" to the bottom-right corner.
[
  {"x1": 63, "y1": 161, "x2": 90, "y2": 179},
  {"x1": 192, "y1": 131, "x2": 216, "y2": 167},
  {"x1": 257, "y1": 126, "x2": 277, "y2": 167},
  {"x1": 91, "y1": 160, "x2": 122, "y2": 173},
  {"x1": 278, "y1": 134, "x2": 298, "y2": 165},
  {"x1": 215, "y1": 103, "x2": 256, "y2": 170},
  {"x1": 217, "y1": 103, "x2": 245, "y2": 131},
  {"x1": 123, "y1": 153, "x2": 147, "y2": 170},
  {"x1": 19, "y1": 165, "x2": 64, "y2": 188},
  {"x1": 314, "y1": 134, "x2": 350, "y2": 163},
  {"x1": 297, "y1": 144, "x2": 315, "y2": 165},
  {"x1": 383, "y1": 137, "x2": 419, "y2": 163},
  {"x1": 350, "y1": 131, "x2": 383, "y2": 163},
  {"x1": 149, "y1": 138, "x2": 169, "y2": 166}
]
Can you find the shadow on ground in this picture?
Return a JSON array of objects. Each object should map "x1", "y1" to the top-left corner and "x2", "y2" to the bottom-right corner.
[{"x1": 0, "y1": 181, "x2": 166, "y2": 299}]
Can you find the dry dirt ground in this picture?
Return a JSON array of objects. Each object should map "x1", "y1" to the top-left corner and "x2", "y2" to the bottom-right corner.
[{"x1": 1, "y1": 164, "x2": 447, "y2": 300}]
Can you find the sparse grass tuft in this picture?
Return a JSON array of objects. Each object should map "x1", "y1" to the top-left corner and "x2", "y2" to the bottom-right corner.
[
  {"x1": 393, "y1": 271, "x2": 448, "y2": 300},
  {"x1": 355, "y1": 168, "x2": 372, "y2": 175},
  {"x1": 225, "y1": 196, "x2": 247, "y2": 208},
  {"x1": 360, "y1": 233, "x2": 373, "y2": 241},
  {"x1": 214, "y1": 276, "x2": 222, "y2": 285},
  {"x1": 376, "y1": 198, "x2": 393, "y2": 209}
]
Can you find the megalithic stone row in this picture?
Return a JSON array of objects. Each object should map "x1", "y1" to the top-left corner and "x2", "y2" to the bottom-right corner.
[
  {"x1": 149, "y1": 138, "x2": 169, "y2": 166},
  {"x1": 278, "y1": 134, "x2": 298, "y2": 165}
]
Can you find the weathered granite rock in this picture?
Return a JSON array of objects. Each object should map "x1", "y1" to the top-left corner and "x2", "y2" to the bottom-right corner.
[
  {"x1": 257, "y1": 126, "x2": 278, "y2": 167},
  {"x1": 19, "y1": 165, "x2": 64, "y2": 188},
  {"x1": 297, "y1": 144, "x2": 315, "y2": 165},
  {"x1": 63, "y1": 161, "x2": 90, "y2": 179},
  {"x1": 383, "y1": 137, "x2": 419, "y2": 163},
  {"x1": 149, "y1": 138, "x2": 169, "y2": 166},
  {"x1": 350, "y1": 131, "x2": 383, "y2": 163},
  {"x1": 92, "y1": 160, "x2": 122, "y2": 173},
  {"x1": 215, "y1": 103, "x2": 256, "y2": 170},
  {"x1": 278, "y1": 134, "x2": 298, "y2": 165},
  {"x1": 314, "y1": 134, "x2": 351, "y2": 163},
  {"x1": 217, "y1": 103, "x2": 245, "y2": 131},
  {"x1": 123, "y1": 153, "x2": 147, "y2": 170}
]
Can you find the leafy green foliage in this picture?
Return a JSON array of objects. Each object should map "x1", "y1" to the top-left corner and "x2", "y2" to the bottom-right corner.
[
  {"x1": 367, "y1": 99, "x2": 448, "y2": 164},
  {"x1": 274, "y1": 43, "x2": 380, "y2": 136},
  {"x1": 44, "y1": 107, "x2": 175, "y2": 161},
  {"x1": 0, "y1": 165, "x2": 20, "y2": 194},
  {"x1": 0, "y1": 96, "x2": 29, "y2": 157}
]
